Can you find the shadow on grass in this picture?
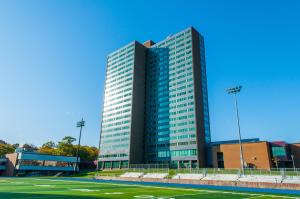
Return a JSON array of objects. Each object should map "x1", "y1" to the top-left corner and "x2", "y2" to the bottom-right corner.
[{"x1": 0, "y1": 192, "x2": 113, "y2": 199}]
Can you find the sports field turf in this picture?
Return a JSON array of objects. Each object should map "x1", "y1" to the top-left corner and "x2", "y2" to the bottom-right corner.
[{"x1": 0, "y1": 178, "x2": 299, "y2": 199}]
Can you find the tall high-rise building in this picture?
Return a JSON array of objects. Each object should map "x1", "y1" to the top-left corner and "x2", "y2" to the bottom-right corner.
[
  {"x1": 99, "y1": 27, "x2": 211, "y2": 169},
  {"x1": 98, "y1": 42, "x2": 147, "y2": 169}
]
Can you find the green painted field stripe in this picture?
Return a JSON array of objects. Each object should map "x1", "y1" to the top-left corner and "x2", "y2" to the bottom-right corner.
[
  {"x1": 243, "y1": 195, "x2": 266, "y2": 199},
  {"x1": 32, "y1": 178, "x2": 298, "y2": 199},
  {"x1": 168, "y1": 192, "x2": 208, "y2": 197},
  {"x1": 11, "y1": 196, "x2": 64, "y2": 199}
]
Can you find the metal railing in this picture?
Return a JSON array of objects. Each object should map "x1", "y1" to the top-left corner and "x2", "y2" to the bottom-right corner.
[
  {"x1": 96, "y1": 165, "x2": 300, "y2": 178},
  {"x1": 173, "y1": 168, "x2": 300, "y2": 177},
  {"x1": 128, "y1": 164, "x2": 169, "y2": 173}
]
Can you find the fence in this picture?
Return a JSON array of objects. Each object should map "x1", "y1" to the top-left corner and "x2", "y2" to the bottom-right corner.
[
  {"x1": 128, "y1": 164, "x2": 169, "y2": 173},
  {"x1": 244, "y1": 168, "x2": 300, "y2": 177},
  {"x1": 97, "y1": 163, "x2": 300, "y2": 178},
  {"x1": 173, "y1": 168, "x2": 300, "y2": 177}
]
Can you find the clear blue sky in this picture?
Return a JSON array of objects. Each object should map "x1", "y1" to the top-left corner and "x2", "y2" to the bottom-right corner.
[{"x1": 0, "y1": 0, "x2": 299, "y2": 147}]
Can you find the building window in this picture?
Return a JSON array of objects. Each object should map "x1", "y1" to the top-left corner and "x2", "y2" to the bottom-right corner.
[
  {"x1": 272, "y1": 147, "x2": 286, "y2": 156},
  {"x1": 217, "y1": 152, "x2": 224, "y2": 168}
]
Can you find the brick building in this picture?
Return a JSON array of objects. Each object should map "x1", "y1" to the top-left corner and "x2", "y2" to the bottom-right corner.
[{"x1": 211, "y1": 140, "x2": 300, "y2": 169}]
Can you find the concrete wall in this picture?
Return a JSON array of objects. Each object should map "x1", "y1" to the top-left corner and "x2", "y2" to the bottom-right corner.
[
  {"x1": 3, "y1": 153, "x2": 18, "y2": 176},
  {"x1": 212, "y1": 142, "x2": 272, "y2": 169},
  {"x1": 129, "y1": 41, "x2": 147, "y2": 164},
  {"x1": 191, "y1": 28, "x2": 206, "y2": 168}
]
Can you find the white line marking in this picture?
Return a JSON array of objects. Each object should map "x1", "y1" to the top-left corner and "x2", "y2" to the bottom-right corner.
[
  {"x1": 70, "y1": 188, "x2": 99, "y2": 192},
  {"x1": 104, "y1": 192, "x2": 124, "y2": 195},
  {"x1": 34, "y1": 184, "x2": 56, "y2": 187},
  {"x1": 10, "y1": 182, "x2": 26, "y2": 184},
  {"x1": 134, "y1": 195, "x2": 155, "y2": 198}
]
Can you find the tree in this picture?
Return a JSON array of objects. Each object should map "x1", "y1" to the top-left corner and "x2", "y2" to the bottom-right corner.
[
  {"x1": 57, "y1": 137, "x2": 77, "y2": 156},
  {"x1": 61, "y1": 136, "x2": 76, "y2": 145},
  {"x1": 0, "y1": 143, "x2": 15, "y2": 156},
  {"x1": 22, "y1": 144, "x2": 38, "y2": 152},
  {"x1": 12, "y1": 143, "x2": 19, "y2": 149},
  {"x1": 0, "y1": 140, "x2": 18, "y2": 156},
  {"x1": 42, "y1": 141, "x2": 56, "y2": 148},
  {"x1": 78, "y1": 146, "x2": 99, "y2": 161},
  {"x1": 0, "y1": 140, "x2": 7, "y2": 145},
  {"x1": 38, "y1": 141, "x2": 56, "y2": 155},
  {"x1": 38, "y1": 146, "x2": 56, "y2": 155}
]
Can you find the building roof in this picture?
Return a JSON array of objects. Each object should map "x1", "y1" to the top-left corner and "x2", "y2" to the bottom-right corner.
[{"x1": 210, "y1": 138, "x2": 260, "y2": 146}]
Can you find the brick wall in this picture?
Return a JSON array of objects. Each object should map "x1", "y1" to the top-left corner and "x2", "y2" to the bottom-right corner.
[{"x1": 212, "y1": 142, "x2": 272, "y2": 169}]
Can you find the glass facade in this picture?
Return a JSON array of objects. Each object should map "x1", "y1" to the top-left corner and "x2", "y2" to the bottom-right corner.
[
  {"x1": 99, "y1": 42, "x2": 136, "y2": 168},
  {"x1": 272, "y1": 147, "x2": 286, "y2": 156},
  {"x1": 99, "y1": 27, "x2": 211, "y2": 168},
  {"x1": 145, "y1": 28, "x2": 210, "y2": 166},
  {"x1": 199, "y1": 36, "x2": 211, "y2": 144}
]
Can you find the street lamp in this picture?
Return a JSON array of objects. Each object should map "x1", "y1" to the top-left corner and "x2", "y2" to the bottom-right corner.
[
  {"x1": 75, "y1": 118, "x2": 85, "y2": 173},
  {"x1": 226, "y1": 86, "x2": 245, "y2": 175}
]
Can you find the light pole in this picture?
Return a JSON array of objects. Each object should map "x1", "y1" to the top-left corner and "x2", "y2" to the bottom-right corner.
[
  {"x1": 291, "y1": 154, "x2": 296, "y2": 171},
  {"x1": 75, "y1": 118, "x2": 85, "y2": 173},
  {"x1": 226, "y1": 86, "x2": 245, "y2": 175}
]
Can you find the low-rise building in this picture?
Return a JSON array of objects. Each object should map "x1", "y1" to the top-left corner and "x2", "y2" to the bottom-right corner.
[
  {"x1": 211, "y1": 139, "x2": 300, "y2": 169},
  {"x1": 2, "y1": 152, "x2": 79, "y2": 176}
]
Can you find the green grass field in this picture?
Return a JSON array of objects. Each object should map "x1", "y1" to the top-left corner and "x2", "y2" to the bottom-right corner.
[{"x1": 0, "y1": 177, "x2": 299, "y2": 199}]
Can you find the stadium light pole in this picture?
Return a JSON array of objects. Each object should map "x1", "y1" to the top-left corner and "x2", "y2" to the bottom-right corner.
[
  {"x1": 226, "y1": 86, "x2": 245, "y2": 175},
  {"x1": 75, "y1": 118, "x2": 85, "y2": 173}
]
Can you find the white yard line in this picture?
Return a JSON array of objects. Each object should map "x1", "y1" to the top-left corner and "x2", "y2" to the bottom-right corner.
[
  {"x1": 104, "y1": 192, "x2": 124, "y2": 194},
  {"x1": 34, "y1": 184, "x2": 56, "y2": 187},
  {"x1": 10, "y1": 182, "x2": 26, "y2": 184},
  {"x1": 70, "y1": 188, "x2": 100, "y2": 192}
]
